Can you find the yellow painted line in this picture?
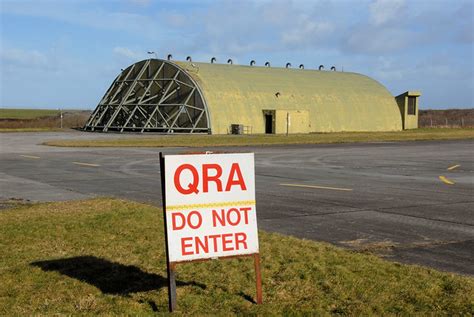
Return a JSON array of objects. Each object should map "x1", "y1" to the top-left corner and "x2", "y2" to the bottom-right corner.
[
  {"x1": 72, "y1": 162, "x2": 100, "y2": 167},
  {"x1": 167, "y1": 200, "x2": 256, "y2": 211},
  {"x1": 20, "y1": 155, "x2": 40, "y2": 159},
  {"x1": 447, "y1": 164, "x2": 460, "y2": 171},
  {"x1": 280, "y1": 183, "x2": 353, "y2": 192},
  {"x1": 439, "y1": 176, "x2": 455, "y2": 185}
]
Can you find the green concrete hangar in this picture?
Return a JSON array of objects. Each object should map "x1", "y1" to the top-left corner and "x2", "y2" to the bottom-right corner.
[{"x1": 84, "y1": 58, "x2": 420, "y2": 134}]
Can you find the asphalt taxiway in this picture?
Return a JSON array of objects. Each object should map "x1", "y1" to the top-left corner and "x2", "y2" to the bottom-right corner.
[{"x1": 1, "y1": 131, "x2": 473, "y2": 275}]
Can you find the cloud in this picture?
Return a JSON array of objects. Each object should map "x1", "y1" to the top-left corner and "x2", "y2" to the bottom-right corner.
[
  {"x1": 113, "y1": 47, "x2": 143, "y2": 59},
  {"x1": 368, "y1": 52, "x2": 473, "y2": 108},
  {"x1": 371, "y1": 53, "x2": 471, "y2": 87},
  {"x1": 1, "y1": 0, "x2": 472, "y2": 109},
  {"x1": 128, "y1": 0, "x2": 152, "y2": 6},
  {"x1": 369, "y1": 0, "x2": 405, "y2": 26},
  {"x1": 166, "y1": 13, "x2": 188, "y2": 28},
  {"x1": 1, "y1": 1, "x2": 158, "y2": 38},
  {"x1": 344, "y1": 26, "x2": 415, "y2": 54},
  {"x1": 281, "y1": 19, "x2": 333, "y2": 47},
  {"x1": 172, "y1": 0, "x2": 339, "y2": 56},
  {"x1": 338, "y1": 0, "x2": 413, "y2": 54},
  {"x1": 0, "y1": 48, "x2": 53, "y2": 71}
]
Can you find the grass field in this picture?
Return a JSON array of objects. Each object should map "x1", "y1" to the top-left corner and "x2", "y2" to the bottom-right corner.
[
  {"x1": 0, "y1": 108, "x2": 60, "y2": 119},
  {"x1": 0, "y1": 109, "x2": 91, "y2": 130},
  {"x1": 1, "y1": 198, "x2": 472, "y2": 315},
  {"x1": 44, "y1": 128, "x2": 474, "y2": 148}
]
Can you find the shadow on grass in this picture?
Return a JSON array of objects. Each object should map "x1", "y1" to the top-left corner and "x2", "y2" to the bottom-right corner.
[{"x1": 31, "y1": 256, "x2": 206, "y2": 295}]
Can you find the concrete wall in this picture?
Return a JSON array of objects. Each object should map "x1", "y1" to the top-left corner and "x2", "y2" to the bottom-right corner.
[
  {"x1": 395, "y1": 91, "x2": 421, "y2": 129},
  {"x1": 177, "y1": 61, "x2": 403, "y2": 134}
]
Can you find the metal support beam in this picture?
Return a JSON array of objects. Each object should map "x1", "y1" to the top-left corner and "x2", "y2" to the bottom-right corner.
[
  {"x1": 103, "y1": 60, "x2": 150, "y2": 132},
  {"x1": 85, "y1": 59, "x2": 210, "y2": 134}
]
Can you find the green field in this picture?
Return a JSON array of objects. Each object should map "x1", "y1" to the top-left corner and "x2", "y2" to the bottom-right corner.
[
  {"x1": 1, "y1": 198, "x2": 472, "y2": 315},
  {"x1": 0, "y1": 128, "x2": 63, "y2": 132},
  {"x1": 44, "y1": 128, "x2": 474, "y2": 148},
  {"x1": 0, "y1": 108, "x2": 60, "y2": 119}
]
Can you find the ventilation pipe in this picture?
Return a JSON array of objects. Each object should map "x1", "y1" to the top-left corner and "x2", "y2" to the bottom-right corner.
[
  {"x1": 286, "y1": 62, "x2": 292, "y2": 68},
  {"x1": 186, "y1": 56, "x2": 192, "y2": 62},
  {"x1": 250, "y1": 60, "x2": 256, "y2": 66},
  {"x1": 265, "y1": 61, "x2": 271, "y2": 67},
  {"x1": 299, "y1": 64, "x2": 304, "y2": 69},
  {"x1": 227, "y1": 59, "x2": 233, "y2": 64},
  {"x1": 211, "y1": 57, "x2": 216, "y2": 63},
  {"x1": 331, "y1": 66, "x2": 336, "y2": 71},
  {"x1": 319, "y1": 65, "x2": 324, "y2": 70},
  {"x1": 167, "y1": 54, "x2": 172, "y2": 60}
]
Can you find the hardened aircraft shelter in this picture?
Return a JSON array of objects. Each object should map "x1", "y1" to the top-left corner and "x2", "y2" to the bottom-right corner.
[{"x1": 84, "y1": 58, "x2": 418, "y2": 134}]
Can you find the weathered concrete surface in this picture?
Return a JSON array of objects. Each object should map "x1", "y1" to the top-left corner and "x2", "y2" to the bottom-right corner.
[{"x1": 1, "y1": 131, "x2": 473, "y2": 275}]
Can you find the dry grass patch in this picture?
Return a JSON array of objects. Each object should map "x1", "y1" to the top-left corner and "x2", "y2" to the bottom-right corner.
[
  {"x1": 0, "y1": 109, "x2": 90, "y2": 130},
  {"x1": 1, "y1": 198, "x2": 473, "y2": 315},
  {"x1": 0, "y1": 128, "x2": 63, "y2": 133},
  {"x1": 419, "y1": 109, "x2": 474, "y2": 127}
]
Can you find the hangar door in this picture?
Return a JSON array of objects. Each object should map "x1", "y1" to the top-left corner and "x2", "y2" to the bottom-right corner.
[{"x1": 275, "y1": 110, "x2": 309, "y2": 134}]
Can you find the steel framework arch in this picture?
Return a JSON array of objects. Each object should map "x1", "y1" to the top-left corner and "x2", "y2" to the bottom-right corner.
[{"x1": 84, "y1": 59, "x2": 210, "y2": 133}]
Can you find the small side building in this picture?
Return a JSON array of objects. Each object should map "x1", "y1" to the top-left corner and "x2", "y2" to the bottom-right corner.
[{"x1": 395, "y1": 91, "x2": 421, "y2": 129}]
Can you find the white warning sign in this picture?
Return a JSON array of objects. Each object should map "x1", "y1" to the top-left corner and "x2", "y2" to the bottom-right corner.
[{"x1": 163, "y1": 153, "x2": 259, "y2": 262}]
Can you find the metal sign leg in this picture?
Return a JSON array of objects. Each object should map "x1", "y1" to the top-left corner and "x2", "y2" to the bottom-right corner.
[
  {"x1": 254, "y1": 254, "x2": 263, "y2": 304},
  {"x1": 168, "y1": 262, "x2": 177, "y2": 312}
]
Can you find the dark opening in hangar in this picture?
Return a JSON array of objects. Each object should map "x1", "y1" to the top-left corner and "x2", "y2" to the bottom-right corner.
[{"x1": 84, "y1": 59, "x2": 210, "y2": 133}]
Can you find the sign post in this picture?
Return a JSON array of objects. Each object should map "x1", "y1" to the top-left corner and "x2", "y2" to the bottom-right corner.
[
  {"x1": 160, "y1": 152, "x2": 261, "y2": 311},
  {"x1": 159, "y1": 153, "x2": 177, "y2": 311}
]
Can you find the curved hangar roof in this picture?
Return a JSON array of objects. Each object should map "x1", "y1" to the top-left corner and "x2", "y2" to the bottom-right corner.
[{"x1": 84, "y1": 59, "x2": 402, "y2": 134}]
